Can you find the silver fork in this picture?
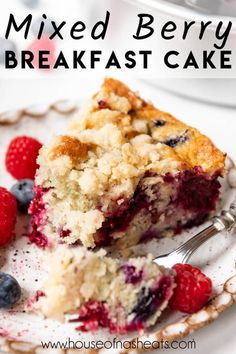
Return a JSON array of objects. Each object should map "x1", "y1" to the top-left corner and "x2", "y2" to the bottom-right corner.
[{"x1": 153, "y1": 200, "x2": 236, "y2": 268}]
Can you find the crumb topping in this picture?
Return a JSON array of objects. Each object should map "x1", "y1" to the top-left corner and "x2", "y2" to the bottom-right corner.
[{"x1": 50, "y1": 136, "x2": 92, "y2": 163}]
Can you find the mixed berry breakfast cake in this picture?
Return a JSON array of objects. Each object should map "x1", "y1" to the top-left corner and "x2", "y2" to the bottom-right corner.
[
  {"x1": 34, "y1": 247, "x2": 175, "y2": 333},
  {"x1": 29, "y1": 78, "x2": 225, "y2": 250}
]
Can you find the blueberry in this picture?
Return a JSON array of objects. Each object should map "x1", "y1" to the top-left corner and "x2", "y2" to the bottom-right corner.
[
  {"x1": 0, "y1": 38, "x2": 17, "y2": 64},
  {"x1": 164, "y1": 133, "x2": 188, "y2": 148},
  {"x1": 21, "y1": 0, "x2": 39, "y2": 9},
  {"x1": 131, "y1": 287, "x2": 157, "y2": 322},
  {"x1": 10, "y1": 179, "x2": 35, "y2": 214},
  {"x1": 0, "y1": 272, "x2": 21, "y2": 309},
  {"x1": 154, "y1": 120, "x2": 166, "y2": 127},
  {"x1": 131, "y1": 277, "x2": 171, "y2": 323}
]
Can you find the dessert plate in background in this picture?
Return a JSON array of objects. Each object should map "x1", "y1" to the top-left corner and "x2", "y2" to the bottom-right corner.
[
  {"x1": 0, "y1": 101, "x2": 236, "y2": 354},
  {"x1": 123, "y1": 0, "x2": 236, "y2": 107}
]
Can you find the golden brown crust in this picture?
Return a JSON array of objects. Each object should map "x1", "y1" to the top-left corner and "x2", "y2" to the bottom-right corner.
[
  {"x1": 50, "y1": 135, "x2": 91, "y2": 163},
  {"x1": 97, "y1": 78, "x2": 225, "y2": 174},
  {"x1": 98, "y1": 77, "x2": 145, "y2": 110},
  {"x1": 175, "y1": 128, "x2": 226, "y2": 175}
]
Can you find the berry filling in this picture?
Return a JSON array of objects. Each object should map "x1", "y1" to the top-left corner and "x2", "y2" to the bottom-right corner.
[
  {"x1": 71, "y1": 300, "x2": 114, "y2": 333},
  {"x1": 29, "y1": 167, "x2": 221, "y2": 250},
  {"x1": 120, "y1": 264, "x2": 143, "y2": 285},
  {"x1": 154, "y1": 119, "x2": 166, "y2": 127},
  {"x1": 163, "y1": 132, "x2": 188, "y2": 148},
  {"x1": 130, "y1": 275, "x2": 173, "y2": 323},
  {"x1": 29, "y1": 186, "x2": 50, "y2": 249},
  {"x1": 170, "y1": 166, "x2": 221, "y2": 212},
  {"x1": 97, "y1": 100, "x2": 108, "y2": 109},
  {"x1": 70, "y1": 275, "x2": 173, "y2": 334},
  {"x1": 94, "y1": 167, "x2": 221, "y2": 247}
]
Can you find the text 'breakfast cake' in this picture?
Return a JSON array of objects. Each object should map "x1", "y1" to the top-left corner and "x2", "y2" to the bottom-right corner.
[
  {"x1": 29, "y1": 78, "x2": 225, "y2": 250},
  {"x1": 34, "y1": 247, "x2": 175, "y2": 334}
]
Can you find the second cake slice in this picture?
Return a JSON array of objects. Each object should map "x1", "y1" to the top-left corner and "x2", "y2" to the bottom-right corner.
[{"x1": 34, "y1": 247, "x2": 175, "y2": 334}]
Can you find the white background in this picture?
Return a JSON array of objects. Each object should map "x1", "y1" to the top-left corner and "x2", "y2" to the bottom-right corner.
[{"x1": 0, "y1": 0, "x2": 236, "y2": 78}]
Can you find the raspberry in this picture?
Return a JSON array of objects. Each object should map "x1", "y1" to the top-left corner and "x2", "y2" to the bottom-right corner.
[
  {"x1": 5, "y1": 136, "x2": 42, "y2": 180},
  {"x1": 0, "y1": 187, "x2": 17, "y2": 246},
  {"x1": 170, "y1": 263, "x2": 212, "y2": 314}
]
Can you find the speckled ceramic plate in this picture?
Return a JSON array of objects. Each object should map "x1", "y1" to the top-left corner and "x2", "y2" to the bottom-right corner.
[{"x1": 0, "y1": 102, "x2": 236, "y2": 354}]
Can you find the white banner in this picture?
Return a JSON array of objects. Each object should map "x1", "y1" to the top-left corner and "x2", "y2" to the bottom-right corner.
[{"x1": 0, "y1": 0, "x2": 235, "y2": 78}]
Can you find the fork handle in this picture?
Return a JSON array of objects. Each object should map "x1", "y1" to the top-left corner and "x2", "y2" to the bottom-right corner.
[{"x1": 173, "y1": 201, "x2": 236, "y2": 264}]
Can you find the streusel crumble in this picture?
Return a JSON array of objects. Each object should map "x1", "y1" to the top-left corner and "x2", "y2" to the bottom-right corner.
[{"x1": 29, "y1": 78, "x2": 225, "y2": 249}]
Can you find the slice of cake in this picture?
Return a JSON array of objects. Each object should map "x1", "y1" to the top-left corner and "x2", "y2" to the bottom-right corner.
[
  {"x1": 29, "y1": 78, "x2": 225, "y2": 249},
  {"x1": 34, "y1": 247, "x2": 175, "y2": 333}
]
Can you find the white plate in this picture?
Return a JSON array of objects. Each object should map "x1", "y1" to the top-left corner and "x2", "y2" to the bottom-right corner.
[
  {"x1": 0, "y1": 92, "x2": 236, "y2": 354},
  {"x1": 124, "y1": 0, "x2": 236, "y2": 106},
  {"x1": 126, "y1": 0, "x2": 236, "y2": 23}
]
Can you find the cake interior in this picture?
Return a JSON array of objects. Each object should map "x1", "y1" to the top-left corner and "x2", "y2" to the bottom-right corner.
[
  {"x1": 73, "y1": 275, "x2": 173, "y2": 334},
  {"x1": 29, "y1": 78, "x2": 225, "y2": 250},
  {"x1": 29, "y1": 166, "x2": 221, "y2": 250}
]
